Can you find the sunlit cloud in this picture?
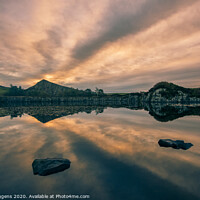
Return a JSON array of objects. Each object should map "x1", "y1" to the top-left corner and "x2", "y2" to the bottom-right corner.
[{"x1": 0, "y1": 0, "x2": 199, "y2": 91}]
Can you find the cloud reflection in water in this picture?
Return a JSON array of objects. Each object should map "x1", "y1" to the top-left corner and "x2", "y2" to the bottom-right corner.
[{"x1": 0, "y1": 108, "x2": 199, "y2": 199}]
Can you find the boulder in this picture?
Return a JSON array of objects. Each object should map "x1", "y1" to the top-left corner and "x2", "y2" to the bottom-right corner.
[
  {"x1": 32, "y1": 158, "x2": 71, "y2": 176},
  {"x1": 158, "y1": 139, "x2": 193, "y2": 150}
]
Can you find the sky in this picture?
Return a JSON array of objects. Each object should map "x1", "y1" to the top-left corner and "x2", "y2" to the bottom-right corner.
[{"x1": 0, "y1": 0, "x2": 200, "y2": 92}]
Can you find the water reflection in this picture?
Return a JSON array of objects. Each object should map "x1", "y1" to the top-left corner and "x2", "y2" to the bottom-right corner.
[
  {"x1": 0, "y1": 103, "x2": 200, "y2": 123},
  {"x1": 0, "y1": 104, "x2": 200, "y2": 199}
]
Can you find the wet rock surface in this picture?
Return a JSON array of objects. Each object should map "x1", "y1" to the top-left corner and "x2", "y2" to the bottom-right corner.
[
  {"x1": 158, "y1": 139, "x2": 193, "y2": 150},
  {"x1": 32, "y1": 158, "x2": 71, "y2": 176}
]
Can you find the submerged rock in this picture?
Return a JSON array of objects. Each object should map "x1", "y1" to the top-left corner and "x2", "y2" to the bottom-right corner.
[
  {"x1": 158, "y1": 139, "x2": 193, "y2": 150},
  {"x1": 32, "y1": 158, "x2": 71, "y2": 176}
]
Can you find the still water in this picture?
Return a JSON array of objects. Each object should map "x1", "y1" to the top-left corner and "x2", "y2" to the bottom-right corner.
[{"x1": 0, "y1": 106, "x2": 200, "y2": 200}]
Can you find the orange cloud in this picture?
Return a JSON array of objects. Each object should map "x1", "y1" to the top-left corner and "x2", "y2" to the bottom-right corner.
[{"x1": 0, "y1": 0, "x2": 199, "y2": 92}]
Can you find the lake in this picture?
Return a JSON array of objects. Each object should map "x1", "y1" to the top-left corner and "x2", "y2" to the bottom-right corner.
[{"x1": 0, "y1": 105, "x2": 200, "y2": 200}]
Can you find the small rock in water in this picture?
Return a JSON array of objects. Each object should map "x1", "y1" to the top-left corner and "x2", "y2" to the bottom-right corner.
[
  {"x1": 158, "y1": 139, "x2": 193, "y2": 150},
  {"x1": 32, "y1": 158, "x2": 71, "y2": 176}
]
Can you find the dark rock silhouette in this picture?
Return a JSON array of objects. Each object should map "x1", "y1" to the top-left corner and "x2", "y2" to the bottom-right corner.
[
  {"x1": 158, "y1": 139, "x2": 193, "y2": 150},
  {"x1": 32, "y1": 158, "x2": 71, "y2": 176}
]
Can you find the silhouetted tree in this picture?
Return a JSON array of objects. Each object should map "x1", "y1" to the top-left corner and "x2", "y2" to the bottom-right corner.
[
  {"x1": 95, "y1": 87, "x2": 104, "y2": 96},
  {"x1": 85, "y1": 89, "x2": 92, "y2": 96},
  {"x1": 8, "y1": 85, "x2": 24, "y2": 96}
]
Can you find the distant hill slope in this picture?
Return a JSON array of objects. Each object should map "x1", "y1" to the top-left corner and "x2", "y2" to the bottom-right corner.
[
  {"x1": 0, "y1": 86, "x2": 10, "y2": 96},
  {"x1": 25, "y1": 79, "x2": 95, "y2": 97}
]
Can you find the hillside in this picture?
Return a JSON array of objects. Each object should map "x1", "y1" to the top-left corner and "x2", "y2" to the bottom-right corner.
[
  {"x1": 146, "y1": 82, "x2": 200, "y2": 102},
  {"x1": 0, "y1": 86, "x2": 9, "y2": 96},
  {"x1": 149, "y1": 82, "x2": 200, "y2": 98},
  {"x1": 26, "y1": 79, "x2": 99, "y2": 97},
  {"x1": 25, "y1": 79, "x2": 94, "y2": 97}
]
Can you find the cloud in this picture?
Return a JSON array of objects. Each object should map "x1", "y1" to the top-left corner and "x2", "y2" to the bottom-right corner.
[
  {"x1": 32, "y1": 28, "x2": 63, "y2": 73},
  {"x1": 0, "y1": 0, "x2": 199, "y2": 91},
  {"x1": 72, "y1": 0, "x2": 197, "y2": 61}
]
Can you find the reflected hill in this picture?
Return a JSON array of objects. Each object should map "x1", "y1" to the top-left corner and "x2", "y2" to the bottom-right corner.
[
  {"x1": 0, "y1": 103, "x2": 199, "y2": 123},
  {"x1": 145, "y1": 103, "x2": 200, "y2": 122},
  {"x1": 0, "y1": 105, "x2": 106, "y2": 123}
]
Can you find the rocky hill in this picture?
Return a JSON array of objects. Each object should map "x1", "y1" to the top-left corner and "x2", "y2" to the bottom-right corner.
[
  {"x1": 25, "y1": 79, "x2": 93, "y2": 97},
  {"x1": 146, "y1": 82, "x2": 200, "y2": 103}
]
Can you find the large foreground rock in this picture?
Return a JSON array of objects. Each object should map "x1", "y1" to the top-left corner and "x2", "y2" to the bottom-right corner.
[
  {"x1": 32, "y1": 158, "x2": 71, "y2": 176},
  {"x1": 158, "y1": 139, "x2": 193, "y2": 150}
]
